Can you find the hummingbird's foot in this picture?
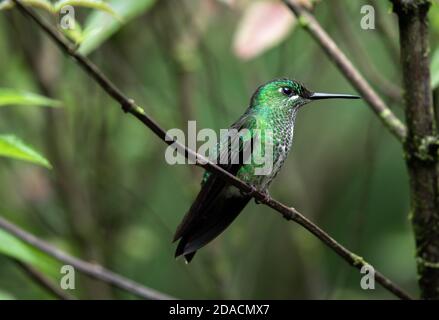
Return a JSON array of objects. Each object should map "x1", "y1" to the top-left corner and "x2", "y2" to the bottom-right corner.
[
  {"x1": 254, "y1": 189, "x2": 270, "y2": 204},
  {"x1": 242, "y1": 186, "x2": 270, "y2": 204}
]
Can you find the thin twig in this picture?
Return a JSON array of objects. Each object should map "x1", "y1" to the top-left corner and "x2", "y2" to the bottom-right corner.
[
  {"x1": 11, "y1": 0, "x2": 413, "y2": 300},
  {"x1": 13, "y1": 259, "x2": 76, "y2": 300},
  {"x1": 0, "y1": 217, "x2": 175, "y2": 300},
  {"x1": 282, "y1": 0, "x2": 407, "y2": 142}
]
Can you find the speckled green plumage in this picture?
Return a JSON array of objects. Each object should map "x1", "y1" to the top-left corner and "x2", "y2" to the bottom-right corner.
[{"x1": 203, "y1": 78, "x2": 308, "y2": 190}]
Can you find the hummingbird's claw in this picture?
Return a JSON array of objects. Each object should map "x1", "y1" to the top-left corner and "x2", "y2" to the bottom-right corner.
[
  {"x1": 254, "y1": 189, "x2": 270, "y2": 205},
  {"x1": 241, "y1": 186, "x2": 270, "y2": 204}
]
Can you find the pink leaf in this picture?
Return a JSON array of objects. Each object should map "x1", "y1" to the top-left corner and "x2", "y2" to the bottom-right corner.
[{"x1": 233, "y1": 1, "x2": 296, "y2": 60}]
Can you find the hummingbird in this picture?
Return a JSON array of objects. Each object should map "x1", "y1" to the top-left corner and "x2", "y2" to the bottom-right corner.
[{"x1": 174, "y1": 78, "x2": 360, "y2": 262}]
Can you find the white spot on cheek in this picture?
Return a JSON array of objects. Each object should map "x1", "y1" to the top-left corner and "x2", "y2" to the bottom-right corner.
[{"x1": 289, "y1": 95, "x2": 299, "y2": 101}]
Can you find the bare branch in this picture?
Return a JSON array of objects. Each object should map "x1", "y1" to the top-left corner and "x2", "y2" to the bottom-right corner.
[
  {"x1": 0, "y1": 217, "x2": 175, "y2": 300},
  {"x1": 10, "y1": 0, "x2": 413, "y2": 300},
  {"x1": 282, "y1": 0, "x2": 407, "y2": 142}
]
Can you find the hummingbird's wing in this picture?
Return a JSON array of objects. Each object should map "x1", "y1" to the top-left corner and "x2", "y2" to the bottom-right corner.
[{"x1": 174, "y1": 114, "x2": 256, "y2": 262}]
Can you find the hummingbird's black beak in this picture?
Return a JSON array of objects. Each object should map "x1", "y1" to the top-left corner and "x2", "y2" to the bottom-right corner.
[{"x1": 309, "y1": 92, "x2": 361, "y2": 100}]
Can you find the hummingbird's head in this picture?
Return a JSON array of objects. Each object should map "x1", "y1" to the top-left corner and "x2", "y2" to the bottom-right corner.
[{"x1": 250, "y1": 78, "x2": 360, "y2": 111}]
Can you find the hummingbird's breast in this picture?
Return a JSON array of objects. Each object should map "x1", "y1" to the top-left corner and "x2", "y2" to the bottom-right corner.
[
  {"x1": 264, "y1": 109, "x2": 296, "y2": 185},
  {"x1": 237, "y1": 108, "x2": 297, "y2": 189}
]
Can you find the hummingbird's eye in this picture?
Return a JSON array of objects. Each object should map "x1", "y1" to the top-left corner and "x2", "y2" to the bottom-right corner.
[{"x1": 280, "y1": 87, "x2": 293, "y2": 97}]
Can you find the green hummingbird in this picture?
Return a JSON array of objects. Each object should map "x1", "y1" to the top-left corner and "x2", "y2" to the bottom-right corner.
[{"x1": 174, "y1": 78, "x2": 360, "y2": 262}]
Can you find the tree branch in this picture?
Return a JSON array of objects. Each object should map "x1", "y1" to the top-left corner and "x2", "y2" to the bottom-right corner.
[
  {"x1": 10, "y1": 0, "x2": 413, "y2": 300},
  {"x1": 0, "y1": 217, "x2": 175, "y2": 300},
  {"x1": 282, "y1": 0, "x2": 407, "y2": 142},
  {"x1": 391, "y1": 0, "x2": 439, "y2": 300}
]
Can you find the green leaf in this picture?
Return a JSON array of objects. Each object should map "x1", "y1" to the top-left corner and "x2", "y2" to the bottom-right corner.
[
  {"x1": 0, "y1": 0, "x2": 54, "y2": 12},
  {"x1": 78, "y1": 0, "x2": 155, "y2": 55},
  {"x1": 431, "y1": 47, "x2": 439, "y2": 90},
  {"x1": 0, "y1": 135, "x2": 51, "y2": 168},
  {"x1": 0, "y1": 88, "x2": 61, "y2": 108},
  {"x1": 53, "y1": 0, "x2": 118, "y2": 17},
  {"x1": 0, "y1": 228, "x2": 60, "y2": 278}
]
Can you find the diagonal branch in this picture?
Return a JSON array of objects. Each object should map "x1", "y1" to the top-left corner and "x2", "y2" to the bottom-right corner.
[
  {"x1": 282, "y1": 0, "x2": 407, "y2": 142},
  {"x1": 10, "y1": 0, "x2": 412, "y2": 300},
  {"x1": 0, "y1": 217, "x2": 175, "y2": 300}
]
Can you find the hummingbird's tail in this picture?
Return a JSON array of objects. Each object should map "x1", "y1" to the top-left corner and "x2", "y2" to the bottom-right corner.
[
  {"x1": 174, "y1": 125, "x2": 255, "y2": 262},
  {"x1": 174, "y1": 190, "x2": 251, "y2": 263}
]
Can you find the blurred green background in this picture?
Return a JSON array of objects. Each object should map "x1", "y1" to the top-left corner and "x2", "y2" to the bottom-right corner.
[{"x1": 0, "y1": 0, "x2": 438, "y2": 299}]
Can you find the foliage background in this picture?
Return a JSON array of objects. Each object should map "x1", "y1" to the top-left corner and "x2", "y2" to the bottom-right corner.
[{"x1": 0, "y1": 0, "x2": 437, "y2": 299}]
